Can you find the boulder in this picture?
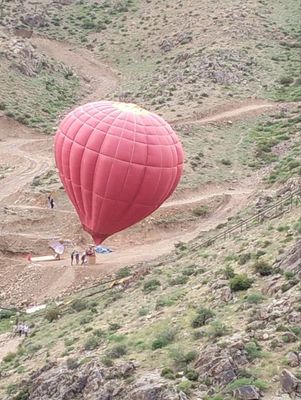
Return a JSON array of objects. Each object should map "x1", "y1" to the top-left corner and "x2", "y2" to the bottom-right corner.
[
  {"x1": 286, "y1": 352, "x2": 300, "y2": 367},
  {"x1": 233, "y1": 385, "x2": 260, "y2": 399},
  {"x1": 273, "y1": 241, "x2": 301, "y2": 279},
  {"x1": 280, "y1": 369, "x2": 301, "y2": 395},
  {"x1": 194, "y1": 343, "x2": 248, "y2": 388}
]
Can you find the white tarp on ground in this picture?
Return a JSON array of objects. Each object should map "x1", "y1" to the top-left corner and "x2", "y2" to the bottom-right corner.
[{"x1": 49, "y1": 241, "x2": 65, "y2": 255}]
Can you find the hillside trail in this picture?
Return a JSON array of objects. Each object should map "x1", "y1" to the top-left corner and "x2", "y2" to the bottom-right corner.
[{"x1": 172, "y1": 100, "x2": 276, "y2": 125}]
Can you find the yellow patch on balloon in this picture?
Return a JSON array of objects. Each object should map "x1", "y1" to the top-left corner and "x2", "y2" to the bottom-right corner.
[{"x1": 112, "y1": 102, "x2": 149, "y2": 115}]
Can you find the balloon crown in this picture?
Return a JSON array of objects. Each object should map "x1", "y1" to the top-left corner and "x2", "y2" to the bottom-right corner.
[{"x1": 112, "y1": 101, "x2": 149, "y2": 115}]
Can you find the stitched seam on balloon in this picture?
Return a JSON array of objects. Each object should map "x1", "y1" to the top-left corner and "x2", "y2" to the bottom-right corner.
[
  {"x1": 59, "y1": 128, "x2": 82, "y2": 215},
  {"x1": 70, "y1": 117, "x2": 88, "y2": 219},
  {"x1": 116, "y1": 109, "x2": 134, "y2": 198},
  {"x1": 112, "y1": 110, "x2": 144, "y2": 221},
  {"x1": 61, "y1": 135, "x2": 182, "y2": 167},
  {"x1": 89, "y1": 106, "x2": 121, "y2": 229},
  {"x1": 81, "y1": 106, "x2": 117, "y2": 227},
  {"x1": 90, "y1": 108, "x2": 124, "y2": 231}
]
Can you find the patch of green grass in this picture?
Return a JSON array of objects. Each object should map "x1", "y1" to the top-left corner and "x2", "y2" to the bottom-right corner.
[
  {"x1": 0, "y1": 67, "x2": 79, "y2": 133},
  {"x1": 191, "y1": 307, "x2": 215, "y2": 328},
  {"x1": 151, "y1": 328, "x2": 177, "y2": 350},
  {"x1": 83, "y1": 335, "x2": 101, "y2": 351},
  {"x1": 143, "y1": 279, "x2": 161, "y2": 293},
  {"x1": 244, "y1": 293, "x2": 265, "y2": 304},
  {"x1": 105, "y1": 344, "x2": 127, "y2": 359},
  {"x1": 245, "y1": 341, "x2": 263, "y2": 361},
  {"x1": 227, "y1": 377, "x2": 268, "y2": 391},
  {"x1": 207, "y1": 320, "x2": 230, "y2": 338},
  {"x1": 253, "y1": 260, "x2": 273, "y2": 276},
  {"x1": 229, "y1": 274, "x2": 253, "y2": 292}
]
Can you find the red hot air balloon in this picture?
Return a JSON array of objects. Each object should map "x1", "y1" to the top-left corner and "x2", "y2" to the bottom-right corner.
[{"x1": 54, "y1": 101, "x2": 184, "y2": 244}]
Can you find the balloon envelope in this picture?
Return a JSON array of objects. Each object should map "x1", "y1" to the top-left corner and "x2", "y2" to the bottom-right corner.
[{"x1": 54, "y1": 101, "x2": 184, "y2": 244}]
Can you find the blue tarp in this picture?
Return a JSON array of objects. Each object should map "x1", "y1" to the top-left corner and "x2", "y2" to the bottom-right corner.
[{"x1": 95, "y1": 245, "x2": 113, "y2": 254}]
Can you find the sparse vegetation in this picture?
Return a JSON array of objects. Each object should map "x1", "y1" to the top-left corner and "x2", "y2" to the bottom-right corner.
[
  {"x1": 191, "y1": 307, "x2": 215, "y2": 328},
  {"x1": 229, "y1": 274, "x2": 253, "y2": 292}
]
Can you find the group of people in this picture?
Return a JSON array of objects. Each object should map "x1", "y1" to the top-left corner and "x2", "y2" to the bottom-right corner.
[
  {"x1": 71, "y1": 247, "x2": 95, "y2": 266},
  {"x1": 15, "y1": 323, "x2": 29, "y2": 337}
]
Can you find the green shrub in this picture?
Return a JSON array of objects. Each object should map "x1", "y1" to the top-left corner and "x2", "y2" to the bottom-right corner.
[
  {"x1": 101, "y1": 356, "x2": 114, "y2": 367},
  {"x1": 138, "y1": 307, "x2": 149, "y2": 316},
  {"x1": 84, "y1": 336, "x2": 101, "y2": 351},
  {"x1": 9, "y1": 388, "x2": 29, "y2": 400},
  {"x1": 3, "y1": 351, "x2": 17, "y2": 363},
  {"x1": 284, "y1": 271, "x2": 295, "y2": 280},
  {"x1": 71, "y1": 298, "x2": 88, "y2": 312},
  {"x1": 185, "y1": 369, "x2": 199, "y2": 381},
  {"x1": 45, "y1": 307, "x2": 60, "y2": 322},
  {"x1": 230, "y1": 274, "x2": 253, "y2": 291},
  {"x1": 182, "y1": 266, "x2": 197, "y2": 276},
  {"x1": 108, "y1": 322, "x2": 121, "y2": 332},
  {"x1": 224, "y1": 265, "x2": 235, "y2": 279},
  {"x1": 105, "y1": 344, "x2": 127, "y2": 358},
  {"x1": 254, "y1": 260, "x2": 273, "y2": 276},
  {"x1": 227, "y1": 377, "x2": 268, "y2": 391},
  {"x1": 143, "y1": 279, "x2": 161, "y2": 293},
  {"x1": 116, "y1": 267, "x2": 131, "y2": 279},
  {"x1": 169, "y1": 275, "x2": 189, "y2": 286},
  {"x1": 238, "y1": 253, "x2": 251, "y2": 265},
  {"x1": 245, "y1": 341, "x2": 263, "y2": 360},
  {"x1": 192, "y1": 205, "x2": 209, "y2": 217},
  {"x1": 208, "y1": 321, "x2": 229, "y2": 338},
  {"x1": 152, "y1": 328, "x2": 177, "y2": 350},
  {"x1": 191, "y1": 307, "x2": 214, "y2": 328},
  {"x1": 279, "y1": 76, "x2": 294, "y2": 86},
  {"x1": 177, "y1": 379, "x2": 192, "y2": 394},
  {"x1": 0, "y1": 309, "x2": 15, "y2": 320},
  {"x1": 170, "y1": 348, "x2": 198, "y2": 368},
  {"x1": 221, "y1": 159, "x2": 232, "y2": 166},
  {"x1": 245, "y1": 293, "x2": 264, "y2": 304},
  {"x1": 161, "y1": 367, "x2": 175, "y2": 379},
  {"x1": 66, "y1": 357, "x2": 79, "y2": 370},
  {"x1": 80, "y1": 314, "x2": 93, "y2": 325}
]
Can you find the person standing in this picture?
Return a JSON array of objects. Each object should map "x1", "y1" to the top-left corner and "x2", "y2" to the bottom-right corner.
[
  {"x1": 81, "y1": 251, "x2": 86, "y2": 265},
  {"x1": 71, "y1": 250, "x2": 75, "y2": 266}
]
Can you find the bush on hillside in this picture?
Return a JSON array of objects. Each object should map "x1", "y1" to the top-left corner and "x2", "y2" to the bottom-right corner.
[
  {"x1": 143, "y1": 279, "x2": 161, "y2": 293},
  {"x1": 191, "y1": 307, "x2": 214, "y2": 328},
  {"x1": 254, "y1": 260, "x2": 273, "y2": 276},
  {"x1": 45, "y1": 307, "x2": 60, "y2": 322},
  {"x1": 229, "y1": 274, "x2": 253, "y2": 291}
]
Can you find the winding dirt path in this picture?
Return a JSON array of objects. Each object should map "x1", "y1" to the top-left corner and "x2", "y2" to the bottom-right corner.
[
  {"x1": 172, "y1": 100, "x2": 276, "y2": 125},
  {"x1": 31, "y1": 36, "x2": 118, "y2": 104}
]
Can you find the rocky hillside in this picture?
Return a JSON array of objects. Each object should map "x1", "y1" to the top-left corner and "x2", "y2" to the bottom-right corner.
[{"x1": 0, "y1": 186, "x2": 300, "y2": 399}]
